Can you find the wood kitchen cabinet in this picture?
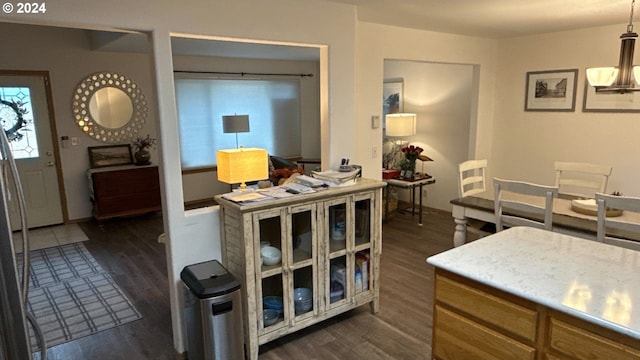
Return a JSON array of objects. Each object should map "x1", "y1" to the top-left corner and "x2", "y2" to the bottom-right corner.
[
  {"x1": 428, "y1": 227, "x2": 640, "y2": 360},
  {"x1": 214, "y1": 179, "x2": 385, "y2": 360},
  {"x1": 432, "y1": 270, "x2": 640, "y2": 360},
  {"x1": 88, "y1": 165, "x2": 161, "y2": 221}
]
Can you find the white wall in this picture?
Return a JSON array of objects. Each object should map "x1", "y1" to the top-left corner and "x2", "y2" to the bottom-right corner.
[
  {"x1": 384, "y1": 60, "x2": 473, "y2": 210},
  {"x1": 355, "y1": 22, "x2": 498, "y2": 210},
  {"x1": 492, "y1": 23, "x2": 640, "y2": 196},
  {"x1": 1, "y1": 0, "x2": 358, "y2": 354}
]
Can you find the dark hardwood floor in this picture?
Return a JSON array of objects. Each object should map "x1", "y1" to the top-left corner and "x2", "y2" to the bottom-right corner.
[
  {"x1": 34, "y1": 212, "x2": 173, "y2": 360},
  {"x1": 35, "y1": 207, "x2": 460, "y2": 360}
]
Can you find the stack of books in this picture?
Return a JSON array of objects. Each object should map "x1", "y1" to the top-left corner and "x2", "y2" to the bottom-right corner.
[{"x1": 312, "y1": 169, "x2": 360, "y2": 187}]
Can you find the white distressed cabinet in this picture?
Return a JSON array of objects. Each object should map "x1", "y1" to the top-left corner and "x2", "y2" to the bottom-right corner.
[{"x1": 215, "y1": 179, "x2": 385, "y2": 360}]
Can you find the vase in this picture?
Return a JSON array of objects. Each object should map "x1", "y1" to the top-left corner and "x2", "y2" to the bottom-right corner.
[
  {"x1": 403, "y1": 160, "x2": 416, "y2": 180},
  {"x1": 134, "y1": 149, "x2": 151, "y2": 165}
]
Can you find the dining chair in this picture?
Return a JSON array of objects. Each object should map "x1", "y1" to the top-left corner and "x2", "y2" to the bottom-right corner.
[
  {"x1": 554, "y1": 161, "x2": 612, "y2": 198},
  {"x1": 494, "y1": 178, "x2": 558, "y2": 232},
  {"x1": 595, "y1": 192, "x2": 640, "y2": 251},
  {"x1": 458, "y1": 159, "x2": 488, "y2": 197}
]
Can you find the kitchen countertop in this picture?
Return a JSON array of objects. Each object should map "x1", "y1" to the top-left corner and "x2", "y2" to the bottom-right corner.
[{"x1": 427, "y1": 226, "x2": 640, "y2": 340}]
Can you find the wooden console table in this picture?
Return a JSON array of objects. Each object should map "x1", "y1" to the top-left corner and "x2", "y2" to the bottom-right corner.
[{"x1": 88, "y1": 165, "x2": 161, "y2": 221}]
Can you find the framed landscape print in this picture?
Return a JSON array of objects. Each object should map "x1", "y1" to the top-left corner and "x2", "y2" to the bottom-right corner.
[
  {"x1": 525, "y1": 69, "x2": 578, "y2": 111},
  {"x1": 583, "y1": 81, "x2": 640, "y2": 112},
  {"x1": 88, "y1": 144, "x2": 133, "y2": 168}
]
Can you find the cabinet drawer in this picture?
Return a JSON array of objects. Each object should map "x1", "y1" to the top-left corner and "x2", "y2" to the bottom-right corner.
[
  {"x1": 97, "y1": 192, "x2": 161, "y2": 214},
  {"x1": 433, "y1": 305, "x2": 536, "y2": 360},
  {"x1": 92, "y1": 167, "x2": 159, "y2": 197},
  {"x1": 90, "y1": 166, "x2": 161, "y2": 220},
  {"x1": 435, "y1": 274, "x2": 537, "y2": 342},
  {"x1": 548, "y1": 318, "x2": 640, "y2": 360}
]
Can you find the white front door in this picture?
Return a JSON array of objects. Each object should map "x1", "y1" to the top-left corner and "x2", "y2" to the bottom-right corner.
[{"x1": 0, "y1": 73, "x2": 64, "y2": 229}]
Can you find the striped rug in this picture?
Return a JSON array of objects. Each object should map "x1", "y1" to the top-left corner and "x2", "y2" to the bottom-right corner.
[{"x1": 16, "y1": 243, "x2": 142, "y2": 350}]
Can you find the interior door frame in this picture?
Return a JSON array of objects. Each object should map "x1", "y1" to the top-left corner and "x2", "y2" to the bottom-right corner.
[{"x1": 0, "y1": 70, "x2": 69, "y2": 224}]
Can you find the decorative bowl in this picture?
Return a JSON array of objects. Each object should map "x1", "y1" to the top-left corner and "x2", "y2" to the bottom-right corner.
[
  {"x1": 261, "y1": 246, "x2": 281, "y2": 266},
  {"x1": 263, "y1": 296, "x2": 284, "y2": 314},
  {"x1": 263, "y1": 309, "x2": 279, "y2": 327},
  {"x1": 330, "y1": 280, "x2": 344, "y2": 303},
  {"x1": 293, "y1": 287, "x2": 313, "y2": 314}
]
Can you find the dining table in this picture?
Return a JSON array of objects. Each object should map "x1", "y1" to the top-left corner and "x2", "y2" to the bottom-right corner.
[{"x1": 450, "y1": 191, "x2": 640, "y2": 247}]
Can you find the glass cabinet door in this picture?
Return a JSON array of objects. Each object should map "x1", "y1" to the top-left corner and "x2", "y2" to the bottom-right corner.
[
  {"x1": 324, "y1": 193, "x2": 375, "y2": 310},
  {"x1": 255, "y1": 204, "x2": 318, "y2": 333},
  {"x1": 353, "y1": 193, "x2": 373, "y2": 296},
  {"x1": 253, "y1": 209, "x2": 287, "y2": 333},
  {"x1": 288, "y1": 204, "x2": 316, "y2": 324},
  {"x1": 324, "y1": 197, "x2": 351, "y2": 309}
]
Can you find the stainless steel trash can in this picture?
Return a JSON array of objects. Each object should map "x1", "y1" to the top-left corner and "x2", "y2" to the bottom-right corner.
[{"x1": 181, "y1": 260, "x2": 243, "y2": 360}]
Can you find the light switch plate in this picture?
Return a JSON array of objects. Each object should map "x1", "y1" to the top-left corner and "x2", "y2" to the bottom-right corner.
[{"x1": 371, "y1": 115, "x2": 380, "y2": 129}]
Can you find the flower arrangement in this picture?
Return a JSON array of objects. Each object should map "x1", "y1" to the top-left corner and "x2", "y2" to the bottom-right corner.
[
  {"x1": 132, "y1": 134, "x2": 157, "y2": 152},
  {"x1": 401, "y1": 145, "x2": 423, "y2": 162}
]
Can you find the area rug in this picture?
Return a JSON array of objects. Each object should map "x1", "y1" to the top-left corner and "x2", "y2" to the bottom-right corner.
[{"x1": 16, "y1": 243, "x2": 142, "y2": 350}]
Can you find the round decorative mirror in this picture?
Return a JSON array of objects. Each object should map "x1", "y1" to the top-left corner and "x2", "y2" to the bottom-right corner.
[{"x1": 72, "y1": 72, "x2": 148, "y2": 143}]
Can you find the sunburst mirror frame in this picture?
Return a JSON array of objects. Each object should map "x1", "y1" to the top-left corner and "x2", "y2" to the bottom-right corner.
[{"x1": 72, "y1": 71, "x2": 148, "y2": 143}]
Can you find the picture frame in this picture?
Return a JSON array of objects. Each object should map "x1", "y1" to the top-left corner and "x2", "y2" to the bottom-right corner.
[
  {"x1": 383, "y1": 78, "x2": 404, "y2": 121},
  {"x1": 583, "y1": 81, "x2": 640, "y2": 112},
  {"x1": 88, "y1": 144, "x2": 134, "y2": 168},
  {"x1": 525, "y1": 69, "x2": 578, "y2": 112},
  {"x1": 382, "y1": 78, "x2": 405, "y2": 169}
]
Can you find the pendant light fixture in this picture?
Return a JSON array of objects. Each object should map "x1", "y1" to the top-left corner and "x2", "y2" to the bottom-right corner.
[{"x1": 586, "y1": 0, "x2": 640, "y2": 93}]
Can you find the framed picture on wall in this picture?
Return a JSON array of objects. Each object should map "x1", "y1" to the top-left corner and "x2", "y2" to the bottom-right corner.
[
  {"x1": 382, "y1": 78, "x2": 405, "y2": 169},
  {"x1": 524, "y1": 69, "x2": 578, "y2": 111},
  {"x1": 583, "y1": 81, "x2": 640, "y2": 112},
  {"x1": 88, "y1": 144, "x2": 134, "y2": 168},
  {"x1": 383, "y1": 78, "x2": 404, "y2": 121}
]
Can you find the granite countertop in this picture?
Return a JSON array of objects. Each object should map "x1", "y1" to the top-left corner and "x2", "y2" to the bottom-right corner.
[{"x1": 427, "y1": 226, "x2": 640, "y2": 340}]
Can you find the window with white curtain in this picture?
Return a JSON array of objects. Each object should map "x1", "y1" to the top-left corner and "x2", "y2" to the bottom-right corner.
[{"x1": 175, "y1": 75, "x2": 301, "y2": 169}]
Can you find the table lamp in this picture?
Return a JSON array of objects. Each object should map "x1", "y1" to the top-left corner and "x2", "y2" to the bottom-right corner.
[
  {"x1": 217, "y1": 147, "x2": 269, "y2": 190},
  {"x1": 384, "y1": 113, "x2": 417, "y2": 169},
  {"x1": 385, "y1": 113, "x2": 416, "y2": 137},
  {"x1": 222, "y1": 114, "x2": 250, "y2": 148}
]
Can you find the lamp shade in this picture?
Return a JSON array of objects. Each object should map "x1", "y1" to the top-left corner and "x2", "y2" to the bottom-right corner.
[
  {"x1": 217, "y1": 147, "x2": 268, "y2": 189},
  {"x1": 222, "y1": 115, "x2": 250, "y2": 133},
  {"x1": 386, "y1": 113, "x2": 416, "y2": 137},
  {"x1": 586, "y1": 67, "x2": 619, "y2": 87},
  {"x1": 634, "y1": 66, "x2": 640, "y2": 85}
]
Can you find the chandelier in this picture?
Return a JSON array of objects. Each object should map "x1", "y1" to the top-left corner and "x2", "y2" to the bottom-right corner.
[{"x1": 586, "y1": 0, "x2": 640, "y2": 93}]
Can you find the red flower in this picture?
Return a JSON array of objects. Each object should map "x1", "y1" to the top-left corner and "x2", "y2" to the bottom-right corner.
[{"x1": 401, "y1": 145, "x2": 423, "y2": 162}]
